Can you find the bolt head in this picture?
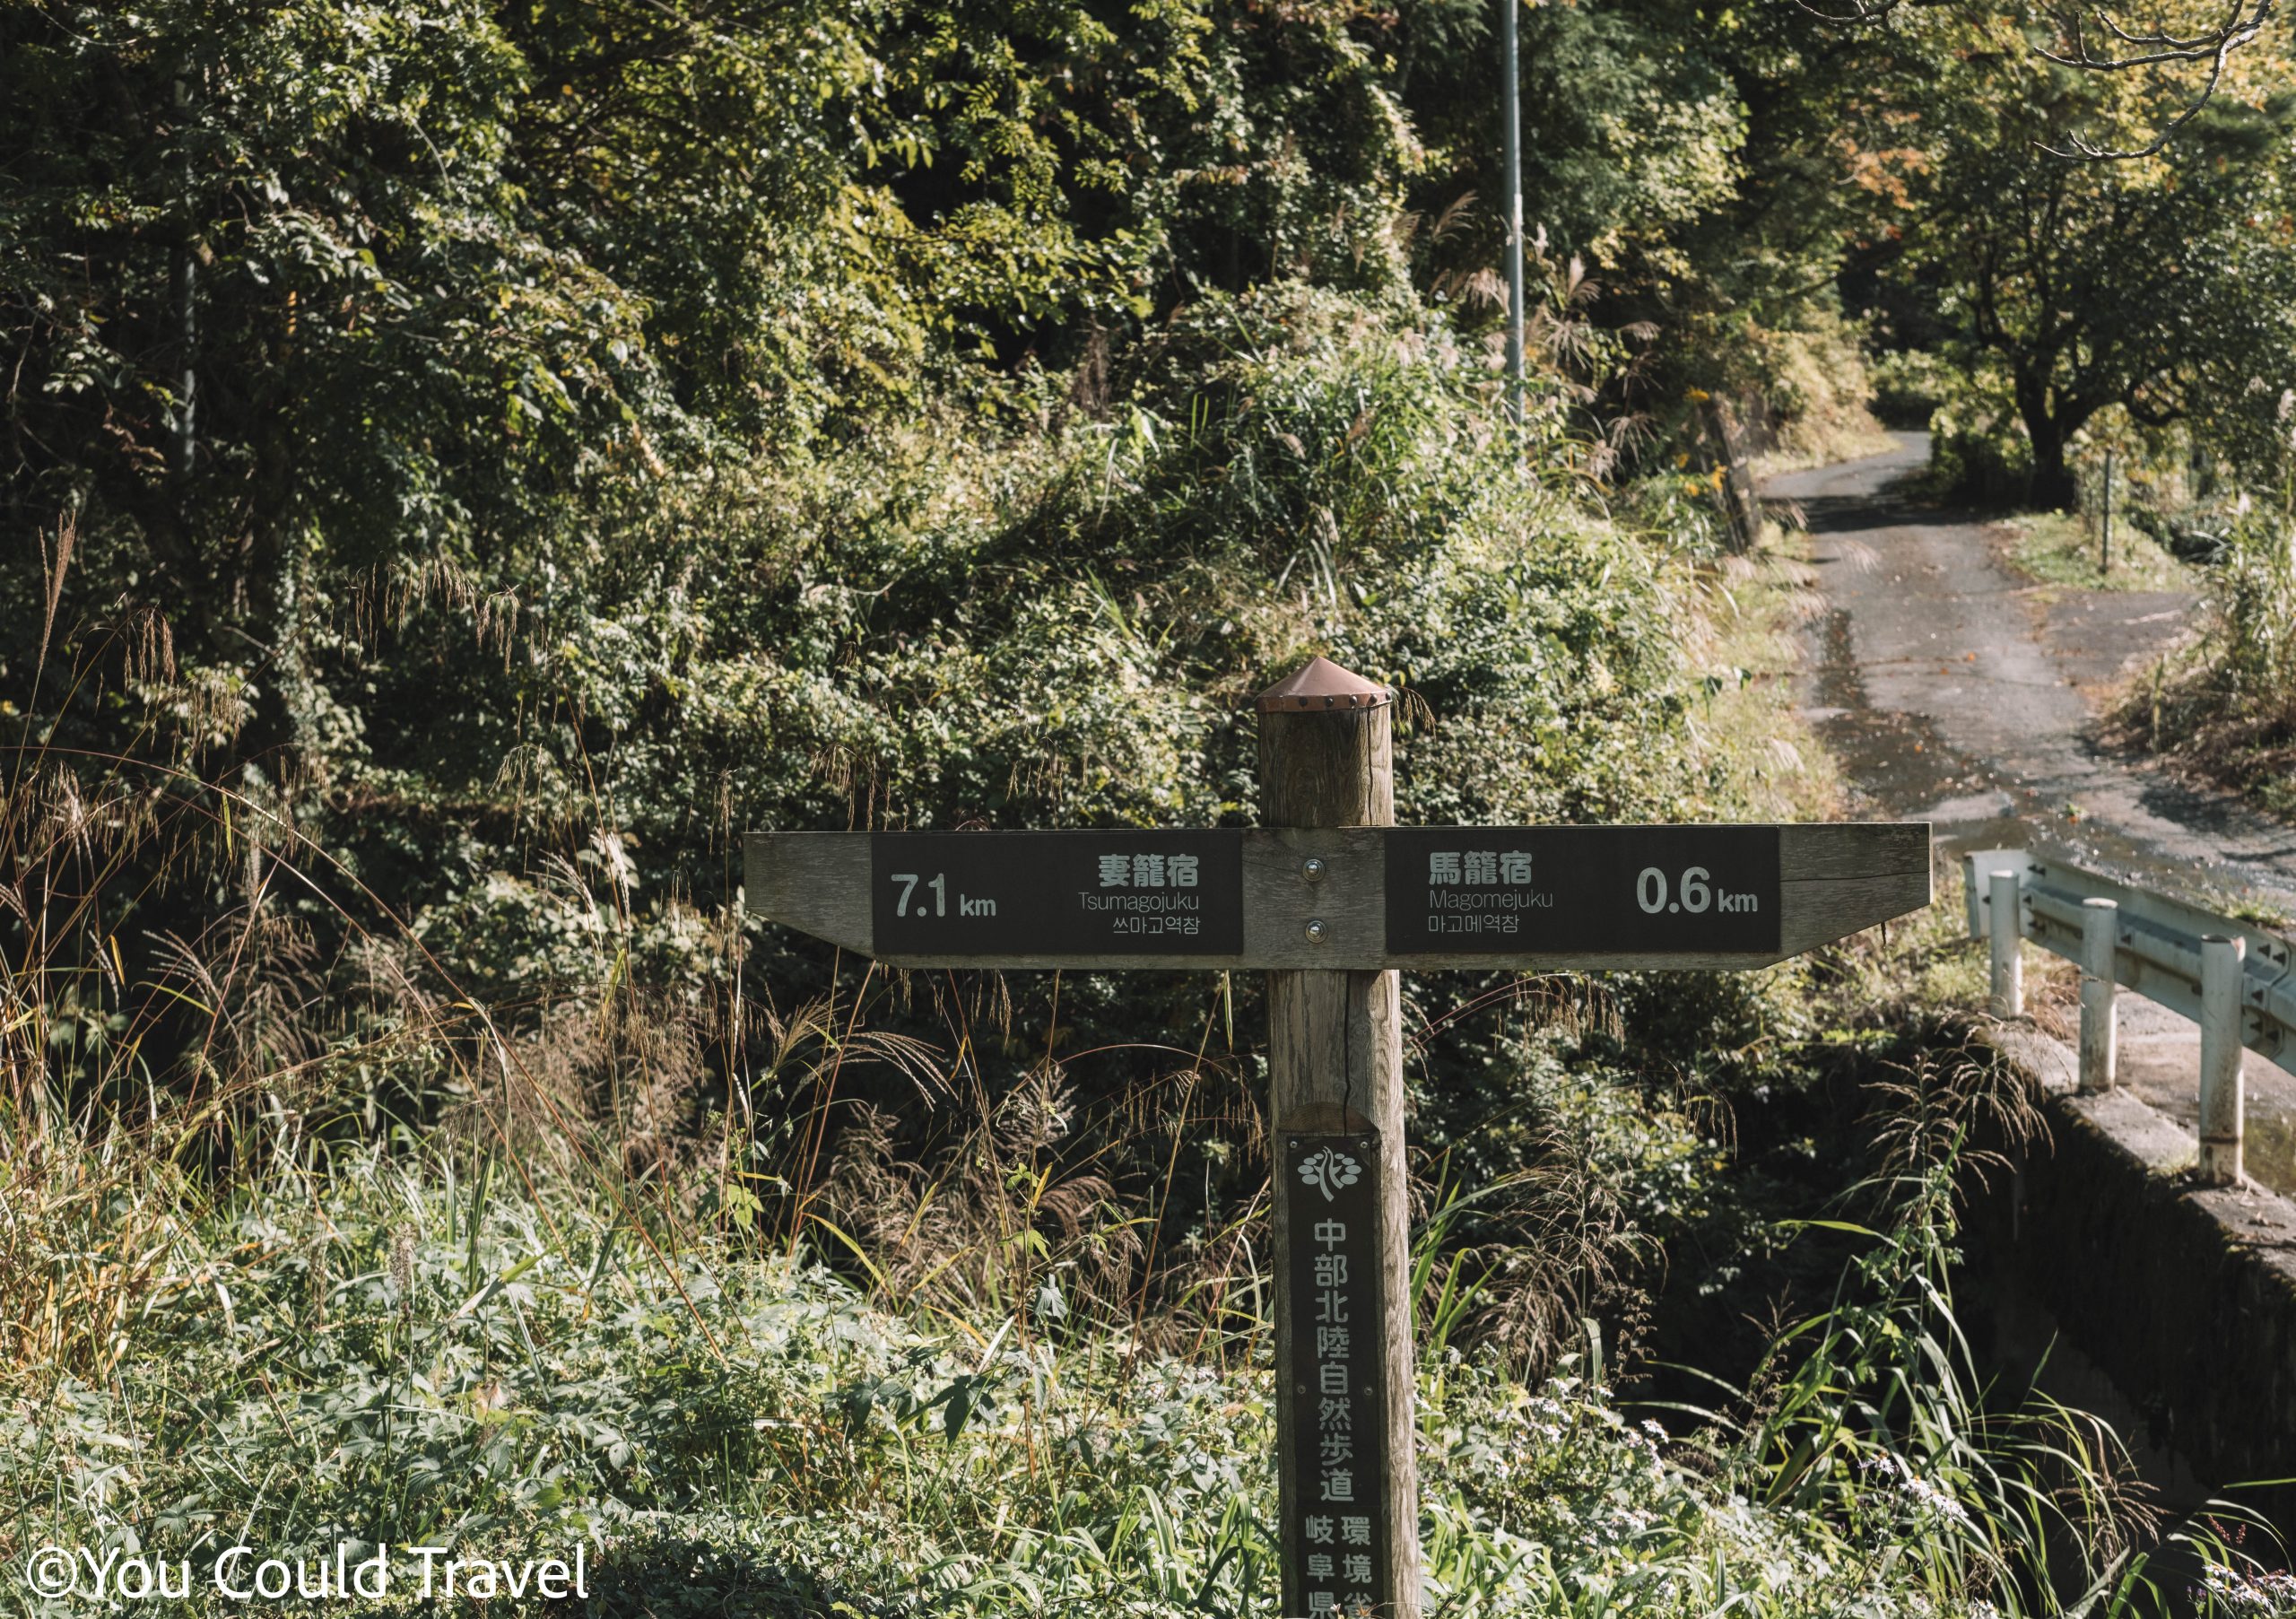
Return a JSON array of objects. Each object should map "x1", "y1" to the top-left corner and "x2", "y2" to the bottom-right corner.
[
  {"x1": 1304, "y1": 918, "x2": 1326, "y2": 943},
  {"x1": 1302, "y1": 856, "x2": 1328, "y2": 883}
]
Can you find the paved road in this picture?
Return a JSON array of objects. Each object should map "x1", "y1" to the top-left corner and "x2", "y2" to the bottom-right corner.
[{"x1": 1772, "y1": 434, "x2": 2296, "y2": 1192}]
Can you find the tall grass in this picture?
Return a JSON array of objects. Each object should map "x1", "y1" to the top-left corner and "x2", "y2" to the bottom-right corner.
[
  {"x1": 5, "y1": 1044, "x2": 2281, "y2": 1616},
  {"x1": 6, "y1": 770, "x2": 2281, "y2": 1617},
  {"x1": 2103, "y1": 460, "x2": 2296, "y2": 819}
]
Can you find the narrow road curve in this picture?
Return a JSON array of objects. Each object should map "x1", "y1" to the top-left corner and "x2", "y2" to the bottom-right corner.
[{"x1": 1772, "y1": 433, "x2": 2296, "y2": 1191}]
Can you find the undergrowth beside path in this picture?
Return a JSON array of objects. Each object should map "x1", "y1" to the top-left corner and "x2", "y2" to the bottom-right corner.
[{"x1": 1, "y1": 1026, "x2": 2278, "y2": 1618}]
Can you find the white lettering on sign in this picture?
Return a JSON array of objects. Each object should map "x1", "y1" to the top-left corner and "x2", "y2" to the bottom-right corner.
[
  {"x1": 888, "y1": 873, "x2": 995, "y2": 920},
  {"x1": 1096, "y1": 852, "x2": 1202, "y2": 889},
  {"x1": 1416, "y1": 845, "x2": 1552, "y2": 936},
  {"x1": 1281, "y1": 1134, "x2": 1389, "y2": 1618},
  {"x1": 1427, "y1": 849, "x2": 1536, "y2": 887},
  {"x1": 1634, "y1": 866, "x2": 1760, "y2": 917},
  {"x1": 1304, "y1": 1209, "x2": 1373, "y2": 1615}
]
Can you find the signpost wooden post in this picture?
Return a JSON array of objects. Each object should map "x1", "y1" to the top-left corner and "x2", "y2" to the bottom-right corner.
[
  {"x1": 744, "y1": 655, "x2": 1932, "y2": 1619},
  {"x1": 1257, "y1": 658, "x2": 1415, "y2": 1618}
]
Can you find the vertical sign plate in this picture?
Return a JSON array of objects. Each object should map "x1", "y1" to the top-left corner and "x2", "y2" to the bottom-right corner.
[
  {"x1": 1283, "y1": 1134, "x2": 1389, "y2": 1617},
  {"x1": 1384, "y1": 825, "x2": 1781, "y2": 955},
  {"x1": 870, "y1": 831, "x2": 1244, "y2": 957}
]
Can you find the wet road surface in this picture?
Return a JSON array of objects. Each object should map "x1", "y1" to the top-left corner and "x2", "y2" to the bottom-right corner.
[{"x1": 1771, "y1": 434, "x2": 2296, "y2": 1193}]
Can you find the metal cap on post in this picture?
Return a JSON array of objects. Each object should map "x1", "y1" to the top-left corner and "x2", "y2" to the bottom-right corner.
[
  {"x1": 1255, "y1": 656, "x2": 1420, "y2": 1619},
  {"x1": 2199, "y1": 934, "x2": 2246, "y2": 1186},
  {"x1": 2079, "y1": 898, "x2": 2118, "y2": 1092},
  {"x1": 1988, "y1": 869, "x2": 2023, "y2": 1018},
  {"x1": 1254, "y1": 654, "x2": 1394, "y2": 714}
]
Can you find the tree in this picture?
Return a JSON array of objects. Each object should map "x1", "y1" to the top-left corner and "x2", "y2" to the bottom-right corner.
[
  {"x1": 1895, "y1": 54, "x2": 2296, "y2": 504},
  {"x1": 1808, "y1": 0, "x2": 2279, "y2": 159}
]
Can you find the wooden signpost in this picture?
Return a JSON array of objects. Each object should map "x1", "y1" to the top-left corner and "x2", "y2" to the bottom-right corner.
[{"x1": 746, "y1": 657, "x2": 1931, "y2": 1619}]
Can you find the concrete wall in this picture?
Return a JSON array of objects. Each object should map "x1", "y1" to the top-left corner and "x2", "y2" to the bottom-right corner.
[{"x1": 1970, "y1": 1025, "x2": 2296, "y2": 1536}]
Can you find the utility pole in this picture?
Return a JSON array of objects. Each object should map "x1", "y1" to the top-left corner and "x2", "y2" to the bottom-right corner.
[
  {"x1": 2100, "y1": 448, "x2": 2114, "y2": 576},
  {"x1": 172, "y1": 77, "x2": 198, "y2": 489},
  {"x1": 1500, "y1": 0, "x2": 1525, "y2": 424}
]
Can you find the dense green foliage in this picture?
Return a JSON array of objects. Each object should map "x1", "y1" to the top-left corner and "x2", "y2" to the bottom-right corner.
[
  {"x1": 10, "y1": 3, "x2": 2296, "y2": 1612},
  {"x1": 1846, "y1": 9, "x2": 2296, "y2": 507},
  {"x1": 1911, "y1": 86, "x2": 2296, "y2": 505},
  {"x1": 1, "y1": 0, "x2": 1852, "y2": 1213},
  {"x1": 4, "y1": 1031, "x2": 2251, "y2": 1618}
]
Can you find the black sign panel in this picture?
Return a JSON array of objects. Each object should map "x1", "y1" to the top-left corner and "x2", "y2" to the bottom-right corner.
[
  {"x1": 1282, "y1": 1134, "x2": 1390, "y2": 1616},
  {"x1": 870, "y1": 831, "x2": 1244, "y2": 957},
  {"x1": 1385, "y1": 825, "x2": 1781, "y2": 954}
]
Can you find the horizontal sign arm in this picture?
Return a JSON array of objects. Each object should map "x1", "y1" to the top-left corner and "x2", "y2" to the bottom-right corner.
[{"x1": 744, "y1": 823, "x2": 1930, "y2": 971}]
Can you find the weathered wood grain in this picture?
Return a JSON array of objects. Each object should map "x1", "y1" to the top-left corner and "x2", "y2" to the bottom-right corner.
[
  {"x1": 1779, "y1": 821, "x2": 1930, "y2": 880},
  {"x1": 744, "y1": 832, "x2": 873, "y2": 955},
  {"x1": 1259, "y1": 694, "x2": 1421, "y2": 1619}
]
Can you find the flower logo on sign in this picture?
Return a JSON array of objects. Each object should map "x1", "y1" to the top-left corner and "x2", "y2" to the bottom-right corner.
[{"x1": 1298, "y1": 1147, "x2": 1362, "y2": 1203}]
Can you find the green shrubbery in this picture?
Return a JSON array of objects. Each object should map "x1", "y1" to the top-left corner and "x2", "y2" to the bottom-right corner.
[
  {"x1": 16, "y1": 6, "x2": 2296, "y2": 1611},
  {"x1": 1925, "y1": 376, "x2": 2034, "y2": 509},
  {"x1": 6, "y1": 276, "x2": 1787, "y2": 1206},
  {"x1": 6, "y1": 1031, "x2": 2262, "y2": 1618},
  {"x1": 2115, "y1": 505, "x2": 2296, "y2": 818}
]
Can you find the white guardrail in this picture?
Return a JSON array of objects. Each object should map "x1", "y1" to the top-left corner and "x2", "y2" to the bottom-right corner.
[{"x1": 1963, "y1": 848, "x2": 2296, "y2": 1187}]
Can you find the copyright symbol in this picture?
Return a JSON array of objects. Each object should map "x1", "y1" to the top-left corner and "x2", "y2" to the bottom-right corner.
[{"x1": 26, "y1": 1547, "x2": 74, "y2": 1598}]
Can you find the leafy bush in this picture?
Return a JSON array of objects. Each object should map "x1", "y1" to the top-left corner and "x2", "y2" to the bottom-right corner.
[
  {"x1": 2, "y1": 1043, "x2": 2259, "y2": 1619},
  {"x1": 1928, "y1": 386, "x2": 2034, "y2": 509},
  {"x1": 2113, "y1": 508, "x2": 2296, "y2": 817},
  {"x1": 1869, "y1": 350, "x2": 1960, "y2": 434}
]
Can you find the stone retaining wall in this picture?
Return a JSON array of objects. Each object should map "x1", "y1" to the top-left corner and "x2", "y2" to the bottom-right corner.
[{"x1": 1971, "y1": 1023, "x2": 2296, "y2": 1536}]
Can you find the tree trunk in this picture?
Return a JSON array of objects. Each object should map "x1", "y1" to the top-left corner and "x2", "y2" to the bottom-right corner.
[
  {"x1": 2027, "y1": 421, "x2": 2076, "y2": 510},
  {"x1": 2013, "y1": 369, "x2": 2079, "y2": 510}
]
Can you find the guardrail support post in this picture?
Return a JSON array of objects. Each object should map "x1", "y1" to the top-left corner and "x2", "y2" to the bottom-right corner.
[
  {"x1": 2079, "y1": 898, "x2": 2118, "y2": 1092},
  {"x1": 1988, "y1": 869, "x2": 2022, "y2": 1018},
  {"x1": 2199, "y1": 934, "x2": 2246, "y2": 1186}
]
